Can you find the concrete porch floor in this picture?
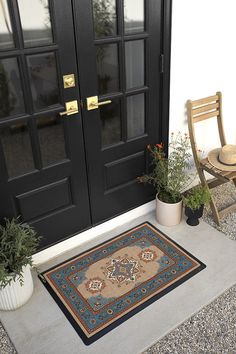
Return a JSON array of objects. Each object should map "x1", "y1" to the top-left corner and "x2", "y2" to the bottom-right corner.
[{"x1": 1, "y1": 211, "x2": 236, "y2": 354}]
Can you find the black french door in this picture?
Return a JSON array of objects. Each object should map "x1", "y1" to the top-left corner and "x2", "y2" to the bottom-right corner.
[
  {"x1": 0, "y1": 0, "x2": 91, "y2": 248},
  {"x1": 0, "y1": 0, "x2": 171, "y2": 249},
  {"x1": 74, "y1": 0, "x2": 170, "y2": 223}
]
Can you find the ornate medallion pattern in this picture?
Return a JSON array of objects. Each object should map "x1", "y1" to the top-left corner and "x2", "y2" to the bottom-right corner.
[{"x1": 106, "y1": 257, "x2": 140, "y2": 283}]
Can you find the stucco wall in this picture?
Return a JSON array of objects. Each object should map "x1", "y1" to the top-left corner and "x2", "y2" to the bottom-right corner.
[{"x1": 169, "y1": 0, "x2": 236, "y2": 154}]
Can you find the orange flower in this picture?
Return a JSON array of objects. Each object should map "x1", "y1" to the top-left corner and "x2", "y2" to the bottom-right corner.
[{"x1": 156, "y1": 143, "x2": 163, "y2": 149}]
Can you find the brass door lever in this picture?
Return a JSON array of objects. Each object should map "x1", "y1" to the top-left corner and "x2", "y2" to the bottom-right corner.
[
  {"x1": 86, "y1": 96, "x2": 112, "y2": 111},
  {"x1": 59, "y1": 100, "x2": 79, "y2": 116}
]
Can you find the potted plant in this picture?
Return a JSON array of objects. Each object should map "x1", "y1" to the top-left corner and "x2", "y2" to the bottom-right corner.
[
  {"x1": 0, "y1": 218, "x2": 40, "y2": 310},
  {"x1": 183, "y1": 185, "x2": 211, "y2": 226},
  {"x1": 138, "y1": 133, "x2": 194, "y2": 226}
]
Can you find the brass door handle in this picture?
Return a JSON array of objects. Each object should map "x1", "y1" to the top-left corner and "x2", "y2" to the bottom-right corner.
[
  {"x1": 87, "y1": 96, "x2": 112, "y2": 111},
  {"x1": 97, "y1": 100, "x2": 112, "y2": 107},
  {"x1": 59, "y1": 100, "x2": 79, "y2": 116}
]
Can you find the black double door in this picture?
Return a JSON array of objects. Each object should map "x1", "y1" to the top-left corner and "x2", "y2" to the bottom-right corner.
[{"x1": 0, "y1": 0, "x2": 171, "y2": 249}]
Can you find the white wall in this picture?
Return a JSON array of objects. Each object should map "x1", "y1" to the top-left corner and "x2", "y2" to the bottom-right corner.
[{"x1": 169, "y1": 0, "x2": 236, "y2": 154}]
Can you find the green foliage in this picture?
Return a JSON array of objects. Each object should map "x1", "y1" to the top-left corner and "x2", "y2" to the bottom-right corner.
[
  {"x1": 138, "y1": 133, "x2": 195, "y2": 203},
  {"x1": 182, "y1": 185, "x2": 211, "y2": 211},
  {"x1": 0, "y1": 218, "x2": 41, "y2": 288}
]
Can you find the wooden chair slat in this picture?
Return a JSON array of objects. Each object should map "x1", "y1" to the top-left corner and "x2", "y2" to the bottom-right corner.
[
  {"x1": 188, "y1": 91, "x2": 236, "y2": 225},
  {"x1": 193, "y1": 110, "x2": 220, "y2": 123},
  {"x1": 227, "y1": 171, "x2": 236, "y2": 180},
  {"x1": 219, "y1": 203, "x2": 236, "y2": 218},
  {"x1": 193, "y1": 102, "x2": 219, "y2": 115},
  {"x1": 191, "y1": 95, "x2": 219, "y2": 107},
  {"x1": 208, "y1": 178, "x2": 228, "y2": 189},
  {"x1": 200, "y1": 163, "x2": 229, "y2": 182},
  {"x1": 200, "y1": 158, "x2": 235, "y2": 179}
]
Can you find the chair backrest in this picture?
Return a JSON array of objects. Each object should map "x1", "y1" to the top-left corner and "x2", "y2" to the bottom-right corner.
[{"x1": 187, "y1": 91, "x2": 227, "y2": 167}]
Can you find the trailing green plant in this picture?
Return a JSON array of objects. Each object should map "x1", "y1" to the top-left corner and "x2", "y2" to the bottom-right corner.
[
  {"x1": 0, "y1": 218, "x2": 41, "y2": 288},
  {"x1": 138, "y1": 133, "x2": 195, "y2": 203},
  {"x1": 182, "y1": 185, "x2": 211, "y2": 211}
]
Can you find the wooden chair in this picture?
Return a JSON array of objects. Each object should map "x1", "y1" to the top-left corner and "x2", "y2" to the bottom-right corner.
[{"x1": 187, "y1": 92, "x2": 236, "y2": 225}]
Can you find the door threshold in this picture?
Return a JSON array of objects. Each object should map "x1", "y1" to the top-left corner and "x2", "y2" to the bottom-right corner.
[{"x1": 33, "y1": 200, "x2": 155, "y2": 265}]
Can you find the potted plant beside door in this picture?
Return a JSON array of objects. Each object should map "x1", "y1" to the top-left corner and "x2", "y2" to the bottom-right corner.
[
  {"x1": 0, "y1": 218, "x2": 40, "y2": 310},
  {"x1": 138, "y1": 133, "x2": 194, "y2": 226},
  {"x1": 183, "y1": 185, "x2": 211, "y2": 226}
]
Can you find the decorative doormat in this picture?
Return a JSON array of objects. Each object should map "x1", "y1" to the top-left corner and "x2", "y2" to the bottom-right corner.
[{"x1": 39, "y1": 222, "x2": 206, "y2": 345}]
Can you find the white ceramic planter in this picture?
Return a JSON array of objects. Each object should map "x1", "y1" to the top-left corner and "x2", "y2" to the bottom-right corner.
[
  {"x1": 156, "y1": 194, "x2": 183, "y2": 226},
  {"x1": 0, "y1": 265, "x2": 34, "y2": 311}
]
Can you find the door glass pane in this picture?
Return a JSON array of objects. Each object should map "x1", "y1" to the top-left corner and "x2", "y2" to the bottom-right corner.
[
  {"x1": 93, "y1": 0, "x2": 117, "y2": 38},
  {"x1": 127, "y1": 93, "x2": 145, "y2": 139},
  {"x1": 100, "y1": 99, "x2": 121, "y2": 147},
  {"x1": 0, "y1": 0, "x2": 14, "y2": 49},
  {"x1": 96, "y1": 43, "x2": 119, "y2": 95},
  {"x1": 0, "y1": 121, "x2": 35, "y2": 178},
  {"x1": 18, "y1": 0, "x2": 53, "y2": 47},
  {"x1": 37, "y1": 115, "x2": 66, "y2": 167},
  {"x1": 125, "y1": 40, "x2": 144, "y2": 89},
  {"x1": 27, "y1": 52, "x2": 60, "y2": 111},
  {"x1": 124, "y1": 0, "x2": 144, "y2": 34},
  {"x1": 0, "y1": 58, "x2": 25, "y2": 118}
]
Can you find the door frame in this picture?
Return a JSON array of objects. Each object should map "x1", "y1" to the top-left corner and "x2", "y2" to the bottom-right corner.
[{"x1": 161, "y1": 0, "x2": 172, "y2": 151}]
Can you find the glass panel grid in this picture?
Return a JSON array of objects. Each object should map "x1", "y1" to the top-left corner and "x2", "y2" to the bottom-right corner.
[
  {"x1": 127, "y1": 93, "x2": 145, "y2": 139},
  {"x1": 100, "y1": 98, "x2": 121, "y2": 147},
  {"x1": 0, "y1": 121, "x2": 35, "y2": 178},
  {"x1": 27, "y1": 52, "x2": 60, "y2": 111},
  {"x1": 18, "y1": 0, "x2": 53, "y2": 48},
  {"x1": 37, "y1": 115, "x2": 66, "y2": 167},
  {"x1": 96, "y1": 43, "x2": 120, "y2": 95},
  {"x1": 125, "y1": 39, "x2": 144, "y2": 90},
  {"x1": 0, "y1": 57, "x2": 25, "y2": 119},
  {"x1": 124, "y1": 0, "x2": 144, "y2": 35},
  {"x1": 0, "y1": 0, "x2": 14, "y2": 50},
  {"x1": 93, "y1": 0, "x2": 117, "y2": 39}
]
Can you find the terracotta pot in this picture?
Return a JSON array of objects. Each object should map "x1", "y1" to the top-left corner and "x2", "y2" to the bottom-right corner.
[
  {"x1": 156, "y1": 194, "x2": 183, "y2": 226},
  {"x1": 185, "y1": 205, "x2": 204, "y2": 226},
  {"x1": 0, "y1": 265, "x2": 34, "y2": 311}
]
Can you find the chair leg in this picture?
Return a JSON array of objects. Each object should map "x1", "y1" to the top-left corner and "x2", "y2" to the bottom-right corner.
[
  {"x1": 198, "y1": 168, "x2": 220, "y2": 225},
  {"x1": 233, "y1": 178, "x2": 236, "y2": 188}
]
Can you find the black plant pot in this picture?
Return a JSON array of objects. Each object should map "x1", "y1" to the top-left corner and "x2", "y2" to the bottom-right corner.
[{"x1": 185, "y1": 205, "x2": 204, "y2": 226}]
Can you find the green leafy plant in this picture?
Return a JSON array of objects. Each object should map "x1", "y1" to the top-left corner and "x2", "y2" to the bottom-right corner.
[
  {"x1": 182, "y1": 185, "x2": 211, "y2": 211},
  {"x1": 138, "y1": 133, "x2": 195, "y2": 203},
  {"x1": 0, "y1": 218, "x2": 41, "y2": 288}
]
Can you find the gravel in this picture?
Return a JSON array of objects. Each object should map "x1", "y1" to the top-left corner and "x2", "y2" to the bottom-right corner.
[
  {"x1": 0, "y1": 322, "x2": 17, "y2": 354},
  {"x1": 203, "y1": 181, "x2": 236, "y2": 240},
  {"x1": 143, "y1": 284, "x2": 236, "y2": 354}
]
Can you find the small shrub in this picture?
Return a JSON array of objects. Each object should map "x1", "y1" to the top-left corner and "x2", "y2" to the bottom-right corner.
[
  {"x1": 138, "y1": 133, "x2": 195, "y2": 203},
  {"x1": 183, "y1": 185, "x2": 211, "y2": 211},
  {"x1": 0, "y1": 218, "x2": 41, "y2": 288}
]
